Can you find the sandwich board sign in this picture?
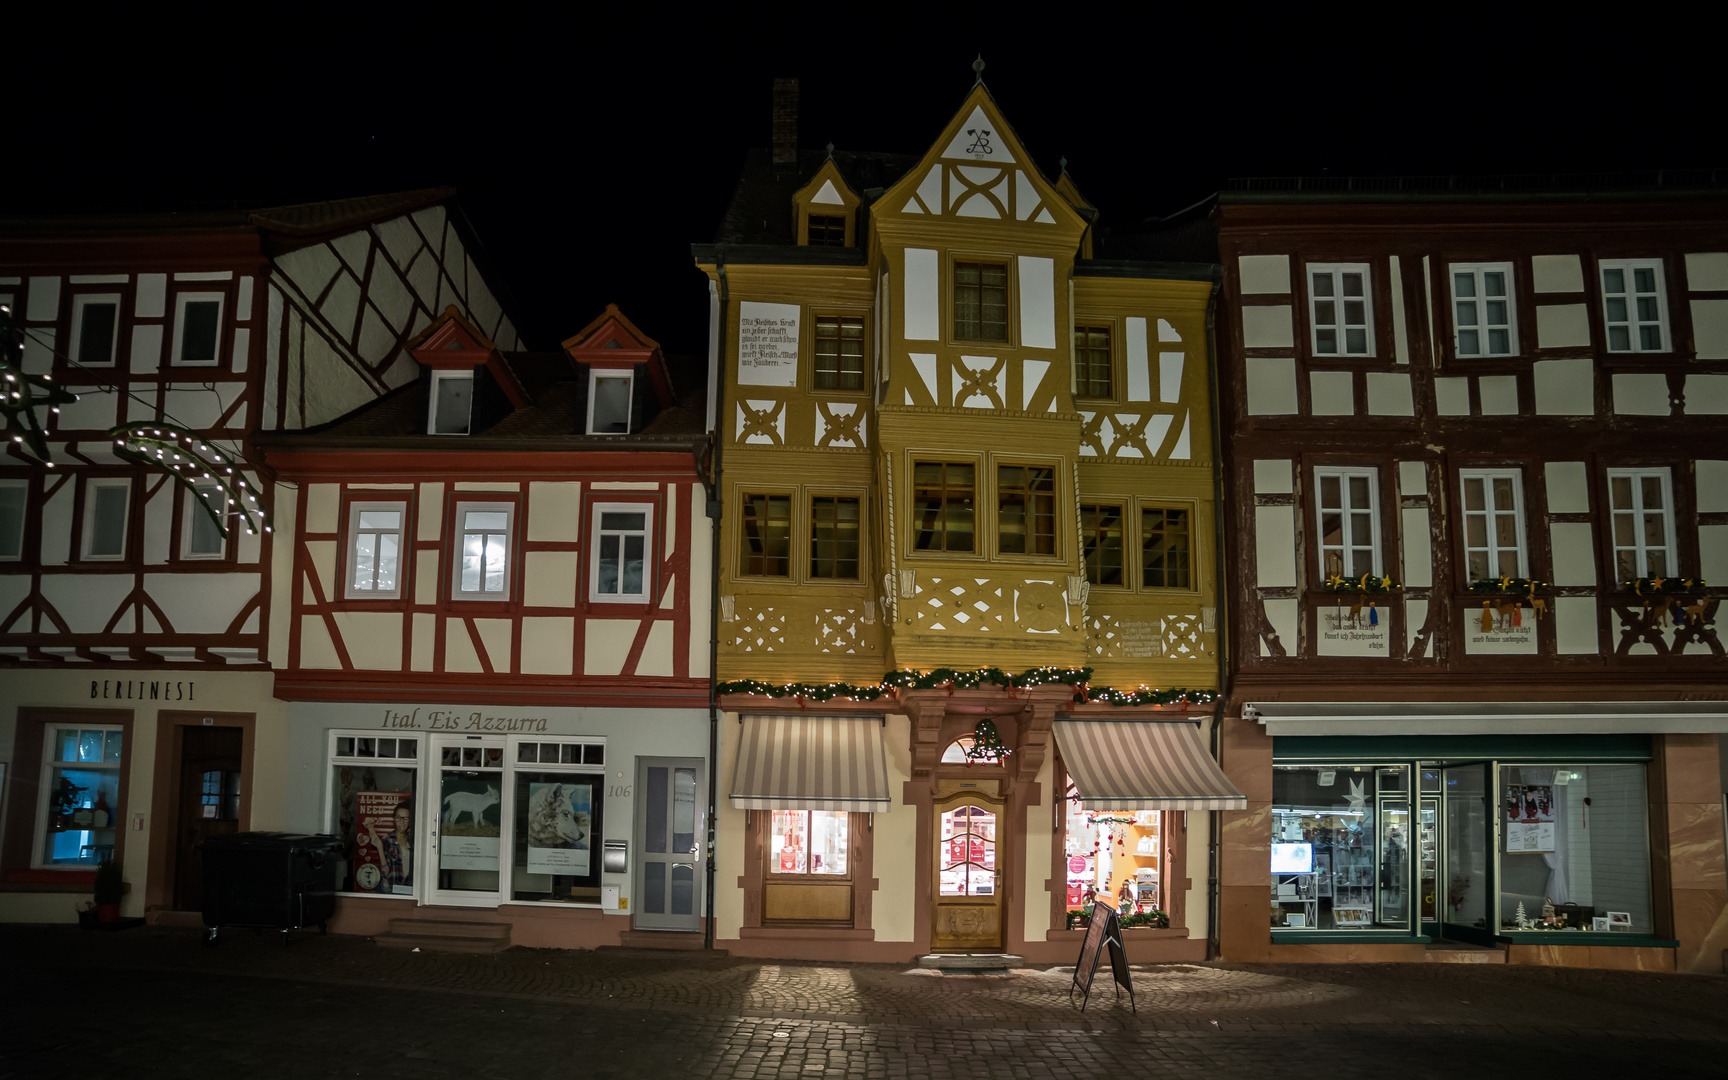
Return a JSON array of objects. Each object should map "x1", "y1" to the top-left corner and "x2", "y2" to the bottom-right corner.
[{"x1": 1069, "y1": 897, "x2": 1135, "y2": 1013}]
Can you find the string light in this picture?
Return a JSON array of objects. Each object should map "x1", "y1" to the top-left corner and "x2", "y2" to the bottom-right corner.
[{"x1": 716, "y1": 667, "x2": 1219, "y2": 707}]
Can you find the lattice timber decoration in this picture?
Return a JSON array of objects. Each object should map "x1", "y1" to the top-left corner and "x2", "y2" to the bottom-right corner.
[{"x1": 111, "y1": 422, "x2": 271, "y2": 539}]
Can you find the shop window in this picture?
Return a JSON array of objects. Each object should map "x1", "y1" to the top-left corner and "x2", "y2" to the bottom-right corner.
[
  {"x1": 510, "y1": 739, "x2": 606, "y2": 904},
  {"x1": 182, "y1": 481, "x2": 227, "y2": 560},
  {"x1": 1497, "y1": 764, "x2": 1650, "y2": 934},
  {"x1": 452, "y1": 502, "x2": 514, "y2": 600},
  {"x1": 740, "y1": 493, "x2": 792, "y2": 577},
  {"x1": 911, "y1": 461, "x2": 975, "y2": 552},
  {"x1": 1141, "y1": 505, "x2": 1191, "y2": 589},
  {"x1": 1607, "y1": 468, "x2": 1675, "y2": 579},
  {"x1": 1080, "y1": 503, "x2": 1124, "y2": 586},
  {"x1": 813, "y1": 315, "x2": 865, "y2": 390},
  {"x1": 1062, "y1": 783, "x2": 1163, "y2": 918},
  {"x1": 1459, "y1": 470, "x2": 1527, "y2": 580},
  {"x1": 590, "y1": 502, "x2": 652, "y2": 602},
  {"x1": 327, "y1": 733, "x2": 420, "y2": 895},
  {"x1": 1271, "y1": 765, "x2": 1411, "y2": 931},
  {"x1": 429, "y1": 371, "x2": 473, "y2": 434},
  {"x1": 760, "y1": 807, "x2": 857, "y2": 925},
  {"x1": 1314, "y1": 467, "x2": 1381, "y2": 579},
  {"x1": 769, "y1": 810, "x2": 849, "y2": 876},
  {"x1": 81, "y1": 477, "x2": 132, "y2": 561},
  {"x1": 1074, "y1": 325, "x2": 1112, "y2": 398},
  {"x1": 953, "y1": 261, "x2": 1008, "y2": 342},
  {"x1": 35, "y1": 724, "x2": 124, "y2": 869},
  {"x1": 588, "y1": 371, "x2": 633, "y2": 434},
  {"x1": 808, "y1": 495, "x2": 860, "y2": 580},
  {"x1": 997, "y1": 464, "x2": 1057, "y2": 556},
  {"x1": 0, "y1": 480, "x2": 26, "y2": 560},
  {"x1": 345, "y1": 501, "x2": 407, "y2": 599},
  {"x1": 70, "y1": 294, "x2": 121, "y2": 367},
  {"x1": 172, "y1": 292, "x2": 224, "y2": 366}
]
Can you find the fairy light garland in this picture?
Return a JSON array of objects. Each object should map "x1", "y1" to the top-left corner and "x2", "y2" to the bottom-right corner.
[
  {"x1": 0, "y1": 305, "x2": 80, "y2": 467},
  {"x1": 110, "y1": 421, "x2": 272, "y2": 539},
  {"x1": 716, "y1": 667, "x2": 1219, "y2": 707}
]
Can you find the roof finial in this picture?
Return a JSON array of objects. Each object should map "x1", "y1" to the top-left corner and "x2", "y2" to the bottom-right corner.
[
  {"x1": 972, "y1": 55, "x2": 985, "y2": 86},
  {"x1": 825, "y1": 141, "x2": 835, "y2": 159},
  {"x1": 1059, "y1": 156, "x2": 1068, "y2": 177}
]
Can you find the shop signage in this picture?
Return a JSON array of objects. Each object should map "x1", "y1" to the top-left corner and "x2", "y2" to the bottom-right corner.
[
  {"x1": 737, "y1": 301, "x2": 801, "y2": 387},
  {"x1": 1463, "y1": 603, "x2": 1538, "y2": 655},
  {"x1": 90, "y1": 679, "x2": 195, "y2": 700},
  {"x1": 525, "y1": 782, "x2": 593, "y2": 875},
  {"x1": 1316, "y1": 608, "x2": 1389, "y2": 657},
  {"x1": 1069, "y1": 899, "x2": 1135, "y2": 1014},
  {"x1": 379, "y1": 707, "x2": 548, "y2": 733},
  {"x1": 1504, "y1": 783, "x2": 1555, "y2": 852},
  {"x1": 438, "y1": 777, "x2": 501, "y2": 871}
]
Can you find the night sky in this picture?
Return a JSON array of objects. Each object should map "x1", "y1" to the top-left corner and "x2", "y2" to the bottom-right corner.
[{"x1": 10, "y1": 17, "x2": 1718, "y2": 358}]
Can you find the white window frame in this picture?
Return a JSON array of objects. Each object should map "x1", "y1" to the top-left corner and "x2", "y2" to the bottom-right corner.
[
  {"x1": 81, "y1": 477, "x2": 132, "y2": 561},
  {"x1": 501, "y1": 735, "x2": 607, "y2": 908},
  {"x1": 1607, "y1": 467, "x2": 1677, "y2": 579},
  {"x1": 0, "y1": 479, "x2": 27, "y2": 561},
  {"x1": 1313, "y1": 466, "x2": 1383, "y2": 578},
  {"x1": 1458, "y1": 469, "x2": 1528, "y2": 580},
  {"x1": 69, "y1": 293, "x2": 122, "y2": 368},
  {"x1": 428, "y1": 370, "x2": 475, "y2": 435},
  {"x1": 1307, "y1": 263, "x2": 1375, "y2": 358},
  {"x1": 589, "y1": 501, "x2": 654, "y2": 603},
  {"x1": 181, "y1": 480, "x2": 228, "y2": 560},
  {"x1": 1599, "y1": 259, "x2": 1670, "y2": 354},
  {"x1": 33, "y1": 722, "x2": 125, "y2": 870},
  {"x1": 451, "y1": 501, "x2": 515, "y2": 601},
  {"x1": 324, "y1": 730, "x2": 422, "y2": 899},
  {"x1": 586, "y1": 369, "x2": 634, "y2": 435},
  {"x1": 1449, "y1": 263, "x2": 1519, "y2": 358},
  {"x1": 344, "y1": 500, "x2": 409, "y2": 599},
  {"x1": 170, "y1": 291, "x2": 225, "y2": 367}
]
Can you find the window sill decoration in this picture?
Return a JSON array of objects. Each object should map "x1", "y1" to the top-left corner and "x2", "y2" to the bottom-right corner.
[
  {"x1": 1321, "y1": 574, "x2": 1399, "y2": 594},
  {"x1": 1622, "y1": 578, "x2": 1710, "y2": 627},
  {"x1": 1066, "y1": 906, "x2": 1170, "y2": 930},
  {"x1": 717, "y1": 667, "x2": 1218, "y2": 707},
  {"x1": 1468, "y1": 577, "x2": 1552, "y2": 622}
]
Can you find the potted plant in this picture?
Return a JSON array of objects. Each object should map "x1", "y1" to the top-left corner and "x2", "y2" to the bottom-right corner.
[{"x1": 93, "y1": 855, "x2": 123, "y2": 923}]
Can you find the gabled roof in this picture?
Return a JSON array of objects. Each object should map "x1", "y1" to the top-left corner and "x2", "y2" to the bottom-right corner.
[
  {"x1": 562, "y1": 304, "x2": 675, "y2": 408},
  {"x1": 0, "y1": 187, "x2": 455, "y2": 239},
  {"x1": 712, "y1": 148, "x2": 919, "y2": 245},
  {"x1": 407, "y1": 305, "x2": 529, "y2": 408}
]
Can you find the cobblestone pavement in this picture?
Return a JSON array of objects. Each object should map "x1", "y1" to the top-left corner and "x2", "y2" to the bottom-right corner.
[{"x1": 5, "y1": 926, "x2": 1727, "y2": 1078}]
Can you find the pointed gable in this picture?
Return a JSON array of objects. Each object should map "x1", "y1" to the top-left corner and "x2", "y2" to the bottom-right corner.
[
  {"x1": 791, "y1": 158, "x2": 862, "y2": 246},
  {"x1": 406, "y1": 305, "x2": 529, "y2": 407},
  {"x1": 562, "y1": 304, "x2": 675, "y2": 408}
]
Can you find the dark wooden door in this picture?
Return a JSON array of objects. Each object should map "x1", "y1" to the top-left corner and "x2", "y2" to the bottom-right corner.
[{"x1": 173, "y1": 726, "x2": 243, "y2": 910}]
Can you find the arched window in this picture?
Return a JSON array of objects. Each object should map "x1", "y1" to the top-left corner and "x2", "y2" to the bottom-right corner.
[{"x1": 940, "y1": 735, "x2": 1005, "y2": 765}]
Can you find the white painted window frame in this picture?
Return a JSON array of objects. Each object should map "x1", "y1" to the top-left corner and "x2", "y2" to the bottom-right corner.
[
  {"x1": 1449, "y1": 263, "x2": 1519, "y2": 358},
  {"x1": 1599, "y1": 259, "x2": 1670, "y2": 354},
  {"x1": 586, "y1": 369, "x2": 634, "y2": 435},
  {"x1": 499, "y1": 736, "x2": 608, "y2": 908},
  {"x1": 428, "y1": 370, "x2": 475, "y2": 435},
  {"x1": 181, "y1": 480, "x2": 229, "y2": 560},
  {"x1": 324, "y1": 730, "x2": 423, "y2": 899},
  {"x1": 33, "y1": 722, "x2": 126, "y2": 870},
  {"x1": 81, "y1": 477, "x2": 133, "y2": 561},
  {"x1": 170, "y1": 291, "x2": 225, "y2": 366},
  {"x1": 0, "y1": 478, "x2": 27, "y2": 561},
  {"x1": 1606, "y1": 467, "x2": 1677, "y2": 579},
  {"x1": 1306, "y1": 263, "x2": 1375, "y2": 358},
  {"x1": 69, "y1": 293, "x2": 122, "y2": 368},
  {"x1": 588, "y1": 501, "x2": 654, "y2": 604},
  {"x1": 451, "y1": 501, "x2": 515, "y2": 601},
  {"x1": 1458, "y1": 469, "x2": 1528, "y2": 579},
  {"x1": 1313, "y1": 466, "x2": 1383, "y2": 578},
  {"x1": 345, "y1": 500, "x2": 409, "y2": 599}
]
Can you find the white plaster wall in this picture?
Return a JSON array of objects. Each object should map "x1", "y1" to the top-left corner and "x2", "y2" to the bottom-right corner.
[
  {"x1": 1310, "y1": 371, "x2": 1353, "y2": 415},
  {"x1": 1532, "y1": 255, "x2": 1584, "y2": 293},
  {"x1": 1535, "y1": 305, "x2": 1591, "y2": 348},
  {"x1": 1683, "y1": 374, "x2": 1728, "y2": 414},
  {"x1": 1255, "y1": 507, "x2": 1297, "y2": 587},
  {"x1": 1479, "y1": 376, "x2": 1518, "y2": 415},
  {"x1": 1699, "y1": 525, "x2": 1728, "y2": 583},
  {"x1": 268, "y1": 482, "x2": 298, "y2": 667},
  {"x1": 1262, "y1": 598, "x2": 1299, "y2": 657},
  {"x1": 1686, "y1": 253, "x2": 1728, "y2": 292},
  {"x1": 1241, "y1": 306, "x2": 1295, "y2": 349},
  {"x1": 1612, "y1": 373, "x2": 1670, "y2": 415},
  {"x1": 1365, "y1": 372, "x2": 1414, "y2": 415},
  {"x1": 903, "y1": 249, "x2": 938, "y2": 341},
  {"x1": 1398, "y1": 461, "x2": 1428, "y2": 496},
  {"x1": 1533, "y1": 359, "x2": 1594, "y2": 416},
  {"x1": 1554, "y1": 596, "x2": 1600, "y2": 654},
  {"x1": 1545, "y1": 462, "x2": 1590, "y2": 513},
  {"x1": 1237, "y1": 255, "x2": 1290, "y2": 295},
  {"x1": 1434, "y1": 377, "x2": 1470, "y2": 416},
  {"x1": 1691, "y1": 300, "x2": 1728, "y2": 361},
  {"x1": 1018, "y1": 256, "x2": 1055, "y2": 349},
  {"x1": 714, "y1": 714, "x2": 746, "y2": 938},
  {"x1": 1245, "y1": 358, "x2": 1297, "y2": 415},
  {"x1": 1697, "y1": 462, "x2": 1728, "y2": 513},
  {"x1": 1253, "y1": 459, "x2": 1292, "y2": 495},
  {"x1": 1550, "y1": 523, "x2": 1598, "y2": 586},
  {"x1": 1400, "y1": 508, "x2": 1432, "y2": 587}
]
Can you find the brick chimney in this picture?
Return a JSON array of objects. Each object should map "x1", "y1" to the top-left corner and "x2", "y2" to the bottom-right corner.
[{"x1": 772, "y1": 77, "x2": 799, "y2": 173}]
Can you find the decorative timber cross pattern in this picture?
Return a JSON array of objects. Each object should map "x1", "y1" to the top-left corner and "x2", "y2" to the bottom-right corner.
[
  {"x1": 817, "y1": 402, "x2": 864, "y2": 447},
  {"x1": 737, "y1": 399, "x2": 785, "y2": 445},
  {"x1": 954, "y1": 359, "x2": 1005, "y2": 409},
  {"x1": 1109, "y1": 412, "x2": 1155, "y2": 458}
]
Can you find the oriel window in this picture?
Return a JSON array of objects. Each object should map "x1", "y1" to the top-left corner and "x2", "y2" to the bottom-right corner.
[
  {"x1": 1080, "y1": 503, "x2": 1124, "y2": 586},
  {"x1": 740, "y1": 493, "x2": 792, "y2": 577},
  {"x1": 997, "y1": 464, "x2": 1056, "y2": 556},
  {"x1": 1074, "y1": 325, "x2": 1112, "y2": 398},
  {"x1": 953, "y1": 262, "x2": 1008, "y2": 342},
  {"x1": 809, "y1": 495, "x2": 860, "y2": 580},
  {"x1": 814, "y1": 316, "x2": 865, "y2": 391},
  {"x1": 912, "y1": 462, "x2": 975, "y2": 552},
  {"x1": 1141, "y1": 506, "x2": 1192, "y2": 589}
]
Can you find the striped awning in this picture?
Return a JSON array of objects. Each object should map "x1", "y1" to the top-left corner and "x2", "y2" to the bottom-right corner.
[
  {"x1": 730, "y1": 715, "x2": 892, "y2": 812},
  {"x1": 1054, "y1": 720, "x2": 1245, "y2": 811}
]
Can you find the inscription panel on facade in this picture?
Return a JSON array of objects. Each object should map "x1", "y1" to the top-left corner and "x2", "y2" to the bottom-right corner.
[
  {"x1": 1462, "y1": 604, "x2": 1539, "y2": 655},
  {"x1": 1316, "y1": 606, "x2": 1390, "y2": 657},
  {"x1": 738, "y1": 301, "x2": 801, "y2": 387}
]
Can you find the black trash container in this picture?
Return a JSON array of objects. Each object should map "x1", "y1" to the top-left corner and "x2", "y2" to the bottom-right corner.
[{"x1": 200, "y1": 832, "x2": 341, "y2": 942}]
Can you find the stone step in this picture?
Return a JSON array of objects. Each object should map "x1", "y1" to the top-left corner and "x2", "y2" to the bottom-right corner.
[
  {"x1": 389, "y1": 918, "x2": 512, "y2": 941},
  {"x1": 917, "y1": 953, "x2": 1024, "y2": 971},
  {"x1": 1425, "y1": 945, "x2": 1507, "y2": 964},
  {"x1": 374, "y1": 932, "x2": 511, "y2": 954},
  {"x1": 610, "y1": 930, "x2": 708, "y2": 951}
]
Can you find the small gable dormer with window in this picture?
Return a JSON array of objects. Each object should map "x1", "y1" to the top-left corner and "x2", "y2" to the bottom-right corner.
[
  {"x1": 562, "y1": 304, "x2": 676, "y2": 435},
  {"x1": 792, "y1": 157, "x2": 861, "y2": 248},
  {"x1": 406, "y1": 306, "x2": 530, "y2": 435},
  {"x1": 1055, "y1": 167, "x2": 1098, "y2": 260}
]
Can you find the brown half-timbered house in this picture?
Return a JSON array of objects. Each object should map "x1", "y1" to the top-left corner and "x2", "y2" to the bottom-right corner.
[{"x1": 1213, "y1": 177, "x2": 1728, "y2": 972}]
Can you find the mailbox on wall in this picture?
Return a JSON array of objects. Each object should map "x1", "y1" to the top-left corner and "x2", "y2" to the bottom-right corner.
[{"x1": 603, "y1": 839, "x2": 627, "y2": 874}]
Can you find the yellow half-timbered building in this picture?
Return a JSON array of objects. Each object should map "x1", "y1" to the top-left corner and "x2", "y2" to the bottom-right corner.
[{"x1": 694, "y1": 79, "x2": 1243, "y2": 963}]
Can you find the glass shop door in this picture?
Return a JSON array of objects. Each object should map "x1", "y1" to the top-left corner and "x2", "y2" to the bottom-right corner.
[
  {"x1": 428, "y1": 734, "x2": 505, "y2": 908},
  {"x1": 1440, "y1": 762, "x2": 1495, "y2": 945}
]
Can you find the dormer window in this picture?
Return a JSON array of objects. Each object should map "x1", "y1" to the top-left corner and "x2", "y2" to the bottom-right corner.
[
  {"x1": 807, "y1": 214, "x2": 846, "y2": 246},
  {"x1": 429, "y1": 371, "x2": 473, "y2": 434},
  {"x1": 588, "y1": 371, "x2": 632, "y2": 434}
]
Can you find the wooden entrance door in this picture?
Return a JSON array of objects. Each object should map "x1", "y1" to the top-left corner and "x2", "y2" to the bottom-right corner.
[
  {"x1": 172, "y1": 726, "x2": 242, "y2": 910},
  {"x1": 931, "y1": 793, "x2": 1004, "y2": 951}
]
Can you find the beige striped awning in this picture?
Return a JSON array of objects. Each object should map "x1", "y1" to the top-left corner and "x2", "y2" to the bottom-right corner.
[
  {"x1": 1054, "y1": 720, "x2": 1245, "y2": 811},
  {"x1": 730, "y1": 715, "x2": 893, "y2": 812}
]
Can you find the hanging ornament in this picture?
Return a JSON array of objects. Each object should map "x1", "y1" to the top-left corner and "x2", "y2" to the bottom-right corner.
[
  {"x1": 964, "y1": 717, "x2": 1011, "y2": 763},
  {"x1": 110, "y1": 422, "x2": 271, "y2": 539},
  {"x1": 0, "y1": 305, "x2": 80, "y2": 465}
]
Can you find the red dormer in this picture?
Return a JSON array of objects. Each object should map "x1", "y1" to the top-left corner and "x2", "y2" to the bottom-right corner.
[
  {"x1": 406, "y1": 306, "x2": 529, "y2": 434},
  {"x1": 561, "y1": 304, "x2": 675, "y2": 434}
]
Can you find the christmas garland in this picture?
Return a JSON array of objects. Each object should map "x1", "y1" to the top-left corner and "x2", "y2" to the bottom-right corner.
[
  {"x1": 716, "y1": 667, "x2": 1218, "y2": 707},
  {"x1": 1320, "y1": 573, "x2": 1400, "y2": 593},
  {"x1": 1466, "y1": 577, "x2": 1550, "y2": 594},
  {"x1": 1623, "y1": 577, "x2": 1707, "y2": 596}
]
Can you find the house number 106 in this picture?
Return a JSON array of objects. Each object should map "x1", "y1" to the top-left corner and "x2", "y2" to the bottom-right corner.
[{"x1": 608, "y1": 785, "x2": 632, "y2": 798}]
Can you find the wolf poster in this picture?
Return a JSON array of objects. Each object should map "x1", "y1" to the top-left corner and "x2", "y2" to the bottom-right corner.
[{"x1": 525, "y1": 782, "x2": 592, "y2": 876}]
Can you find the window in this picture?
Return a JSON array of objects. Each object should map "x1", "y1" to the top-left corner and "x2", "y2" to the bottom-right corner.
[
  {"x1": 327, "y1": 733, "x2": 420, "y2": 895},
  {"x1": 70, "y1": 295, "x2": 120, "y2": 368},
  {"x1": 1141, "y1": 506, "x2": 1192, "y2": 589},
  {"x1": 769, "y1": 810, "x2": 849, "y2": 876},
  {"x1": 510, "y1": 739, "x2": 606, "y2": 904},
  {"x1": 997, "y1": 464, "x2": 1057, "y2": 556},
  {"x1": 346, "y1": 501, "x2": 407, "y2": 598},
  {"x1": 813, "y1": 316, "x2": 865, "y2": 391},
  {"x1": 1607, "y1": 468, "x2": 1675, "y2": 579},
  {"x1": 1314, "y1": 467, "x2": 1381, "y2": 578},
  {"x1": 82, "y1": 478, "x2": 131, "y2": 561},
  {"x1": 1600, "y1": 259, "x2": 1669, "y2": 353},
  {"x1": 1308, "y1": 264, "x2": 1374, "y2": 357},
  {"x1": 172, "y1": 292, "x2": 223, "y2": 366},
  {"x1": 1080, "y1": 503, "x2": 1124, "y2": 586},
  {"x1": 590, "y1": 503, "x2": 652, "y2": 602},
  {"x1": 182, "y1": 481, "x2": 227, "y2": 559},
  {"x1": 1271, "y1": 765, "x2": 1410, "y2": 931},
  {"x1": 0, "y1": 481, "x2": 25, "y2": 560},
  {"x1": 588, "y1": 371, "x2": 632, "y2": 434},
  {"x1": 806, "y1": 215, "x2": 846, "y2": 247},
  {"x1": 938, "y1": 804, "x2": 997, "y2": 897},
  {"x1": 1497, "y1": 764, "x2": 1651, "y2": 934},
  {"x1": 953, "y1": 261, "x2": 1008, "y2": 342},
  {"x1": 808, "y1": 495, "x2": 860, "y2": 580},
  {"x1": 1074, "y1": 325, "x2": 1112, "y2": 398},
  {"x1": 911, "y1": 461, "x2": 975, "y2": 552},
  {"x1": 1459, "y1": 470, "x2": 1527, "y2": 580},
  {"x1": 739, "y1": 493, "x2": 792, "y2": 577},
  {"x1": 1063, "y1": 778, "x2": 1164, "y2": 917},
  {"x1": 452, "y1": 503, "x2": 514, "y2": 600},
  {"x1": 429, "y1": 371, "x2": 473, "y2": 434},
  {"x1": 36, "y1": 725, "x2": 124, "y2": 869},
  {"x1": 1451, "y1": 264, "x2": 1517, "y2": 357}
]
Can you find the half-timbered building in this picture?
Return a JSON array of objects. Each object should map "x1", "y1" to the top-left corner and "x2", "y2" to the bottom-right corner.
[
  {"x1": 256, "y1": 304, "x2": 712, "y2": 949},
  {"x1": 1213, "y1": 177, "x2": 1728, "y2": 973},
  {"x1": 695, "y1": 78, "x2": 1242, "y2": 963},
  {"x1": 0, "y1": 190, "x2": 524, "y2": 925}
]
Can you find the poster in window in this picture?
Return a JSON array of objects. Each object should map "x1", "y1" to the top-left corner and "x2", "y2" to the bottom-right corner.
[
  {"x1": 353, "y1": 791, "x2": 413, "y2": 894},
  {"x1": 525, "y1": 782, "x2": 592, "y2": 876},
  {"x1": 438, "y1": 777, "x2": 501, "y2": 871},
  {"x1": 1503, "y1": 783, "x2": 1555, "y2": 853}
]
